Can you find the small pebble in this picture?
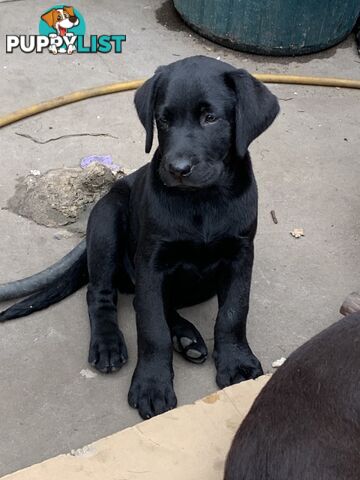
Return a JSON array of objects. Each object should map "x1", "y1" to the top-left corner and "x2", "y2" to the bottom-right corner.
[
  {"x1": 70, "y1": 445, "x2": 96, "y2": 457},
  {"x1": 272, "y1": 357, "x2": 286, "y2": 368},
  {"x1": 80, "y1": 369, "x2": 97, "y2": 379},
  {"x1": 53, "y1": 230, "x2": 73, "y2": 240},
  {"x1": 290, "y1": 228, "x2": 304, "y2": 238}
]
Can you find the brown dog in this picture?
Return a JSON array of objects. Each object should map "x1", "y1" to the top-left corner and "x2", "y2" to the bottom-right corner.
[
  {"x1": 41, "y1": 6, "x2": 79, "y2": 36},
  {"x1": 225, "y1": 312, "x2": 360, "y2": 480}
]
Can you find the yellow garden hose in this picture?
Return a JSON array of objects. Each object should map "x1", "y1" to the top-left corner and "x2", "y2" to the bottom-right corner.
[
  {"x1": 254, "y1": 74, "x2": 360, "y2": 89},
  {"x1": 0, "y1": 74, "x2": 359, "y2": 129}
]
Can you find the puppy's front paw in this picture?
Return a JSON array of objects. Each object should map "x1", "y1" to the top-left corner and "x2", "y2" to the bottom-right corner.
[
  {"x1": 128, "y1": 366, "x2": 177, "y2": 419},
  {"x1": 214, "y1": 343, "x2": 263, "y2": 389},
  {"x1": 88, "y1": 329, "x2": 128, "y2": 373}
]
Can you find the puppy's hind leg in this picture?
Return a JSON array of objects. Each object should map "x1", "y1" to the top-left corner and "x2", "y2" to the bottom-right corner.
[
  {"x1": 166, "y1": 279, "x2": 215, "y2": 364},
  {"x1": 86, "y1": 181, "x2": 130, "y2": 374}
]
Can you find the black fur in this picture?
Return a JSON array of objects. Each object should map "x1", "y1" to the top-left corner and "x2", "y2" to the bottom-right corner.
[
  {"x1": 225, "y1": 312, "x2": 360, "y2": 480},
  {"x1": 1, "y1": 56, "x2": 279, "y2": 419}
]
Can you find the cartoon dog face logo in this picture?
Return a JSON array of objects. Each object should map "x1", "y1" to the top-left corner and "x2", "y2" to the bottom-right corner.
[{"x1": 41, "y1": 6, "x2": 79, "y2": 37}]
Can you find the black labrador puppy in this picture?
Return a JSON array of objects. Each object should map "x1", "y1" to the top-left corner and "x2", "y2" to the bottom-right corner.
[
  {"x1": 225, "y1": 312, "x2": 360, "y2": 480},
  {"x1": 0, "y1": 56, "x2": 279, "y2": 419}
]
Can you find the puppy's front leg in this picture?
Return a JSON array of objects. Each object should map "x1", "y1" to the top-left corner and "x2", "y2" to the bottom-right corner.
[
  {"x1": 86, "y1": 186, "x2": 129, "y2": 374},
  {"x1": 128, "y1": 254, "x2": 177, "y2": 419},
  {"x1": 214, "y1": 240, "x2": 263, "y2": 388}
]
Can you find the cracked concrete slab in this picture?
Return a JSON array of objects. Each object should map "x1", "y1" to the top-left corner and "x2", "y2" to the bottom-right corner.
[{"x1": 0, "y1": 0, "x2": 360, "y2": 476}]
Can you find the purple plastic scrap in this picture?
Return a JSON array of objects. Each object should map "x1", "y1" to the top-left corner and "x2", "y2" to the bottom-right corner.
[{"x1": 80, "y1": 155, "x2": 122, "y2": 172}]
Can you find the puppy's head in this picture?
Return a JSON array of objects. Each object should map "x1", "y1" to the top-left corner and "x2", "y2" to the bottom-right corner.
[
  {"x1": 135, "y1": 56, "x2": 279, "y2": 189},
  {"x1": 41, "y1": 6, "x2": 79, "y2": 30}
]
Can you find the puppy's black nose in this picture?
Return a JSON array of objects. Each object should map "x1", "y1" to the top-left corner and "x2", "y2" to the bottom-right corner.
[
  {"x1": 168, "y1": 160, "x2": 193, "y2": 177},
  {"x1": 69, "y1": 15, "x2": 78, "y2": 23}
]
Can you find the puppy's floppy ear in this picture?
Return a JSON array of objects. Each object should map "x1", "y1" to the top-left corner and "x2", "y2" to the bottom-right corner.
[
  {"x1": 41, "y1": 9, "x2": 57, "y2": 27},
  {"x1": 134, "y1": 69, "x2": 162, "y2": 154},
  {"x1": 225, "y1": 70, "x2": 280, "y2": 158}
]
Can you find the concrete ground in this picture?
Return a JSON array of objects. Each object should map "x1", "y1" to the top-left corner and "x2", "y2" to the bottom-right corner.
[{"x1": 0, "y1": 0, "x2": 359, "y2": 476}]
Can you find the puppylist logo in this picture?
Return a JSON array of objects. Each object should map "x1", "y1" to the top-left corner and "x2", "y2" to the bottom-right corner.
[{"x1": 6, "y1": 5, "x2": 126, "y2": 55}]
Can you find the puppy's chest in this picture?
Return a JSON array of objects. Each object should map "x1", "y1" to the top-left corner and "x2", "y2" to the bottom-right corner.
[{"x1": 156, "y1": 235, "x2": 241, "y2": 274}]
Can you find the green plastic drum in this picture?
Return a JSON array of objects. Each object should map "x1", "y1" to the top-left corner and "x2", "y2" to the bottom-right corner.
[{"x1": 173, "y1": 0, "x2": 360, "y2": 55}]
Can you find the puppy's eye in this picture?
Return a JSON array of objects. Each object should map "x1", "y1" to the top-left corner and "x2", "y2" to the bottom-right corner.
[
  {"x1": 57, "y1": 15, "x2": 62, "y2": 20},
  {"x1": 64, "y1": 13, "x2": 69, "y2": 18},
  {"x1": 204, "y1": 113, "x2": 217, "y2": 124}
]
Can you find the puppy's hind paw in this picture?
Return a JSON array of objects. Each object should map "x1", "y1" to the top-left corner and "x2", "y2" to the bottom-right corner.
[
  {"x1": 170, "y1": 315, "x2": 208, "y2": 364},
  {"x1": 172, "y1": 334, "x2": 208, "y2": 364}
]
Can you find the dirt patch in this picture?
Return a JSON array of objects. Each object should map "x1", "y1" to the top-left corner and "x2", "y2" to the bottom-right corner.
[
  {"x1": 155, "y1": 0, "x2": 185, "y2": 33},
  {"x1": 6, "y1": 163, "x2": 126, "y2": 235}
]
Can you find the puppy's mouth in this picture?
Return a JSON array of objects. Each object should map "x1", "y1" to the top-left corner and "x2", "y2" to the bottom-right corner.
[{"x1": 158, "y1": 164, "x2": 214, "y2": 190}]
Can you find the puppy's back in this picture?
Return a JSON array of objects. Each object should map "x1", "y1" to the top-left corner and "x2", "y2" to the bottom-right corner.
[{"x1": 224, "y1": 312, "x2": 360, "y2": 480}]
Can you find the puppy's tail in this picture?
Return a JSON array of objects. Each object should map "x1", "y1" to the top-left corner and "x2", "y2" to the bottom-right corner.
[
  {"x1": 0, "y1": 240, "x2": 86, "y2": 301},
  {"x1": 0, "y1": 242, "x2": 88, "y2": 322}
]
